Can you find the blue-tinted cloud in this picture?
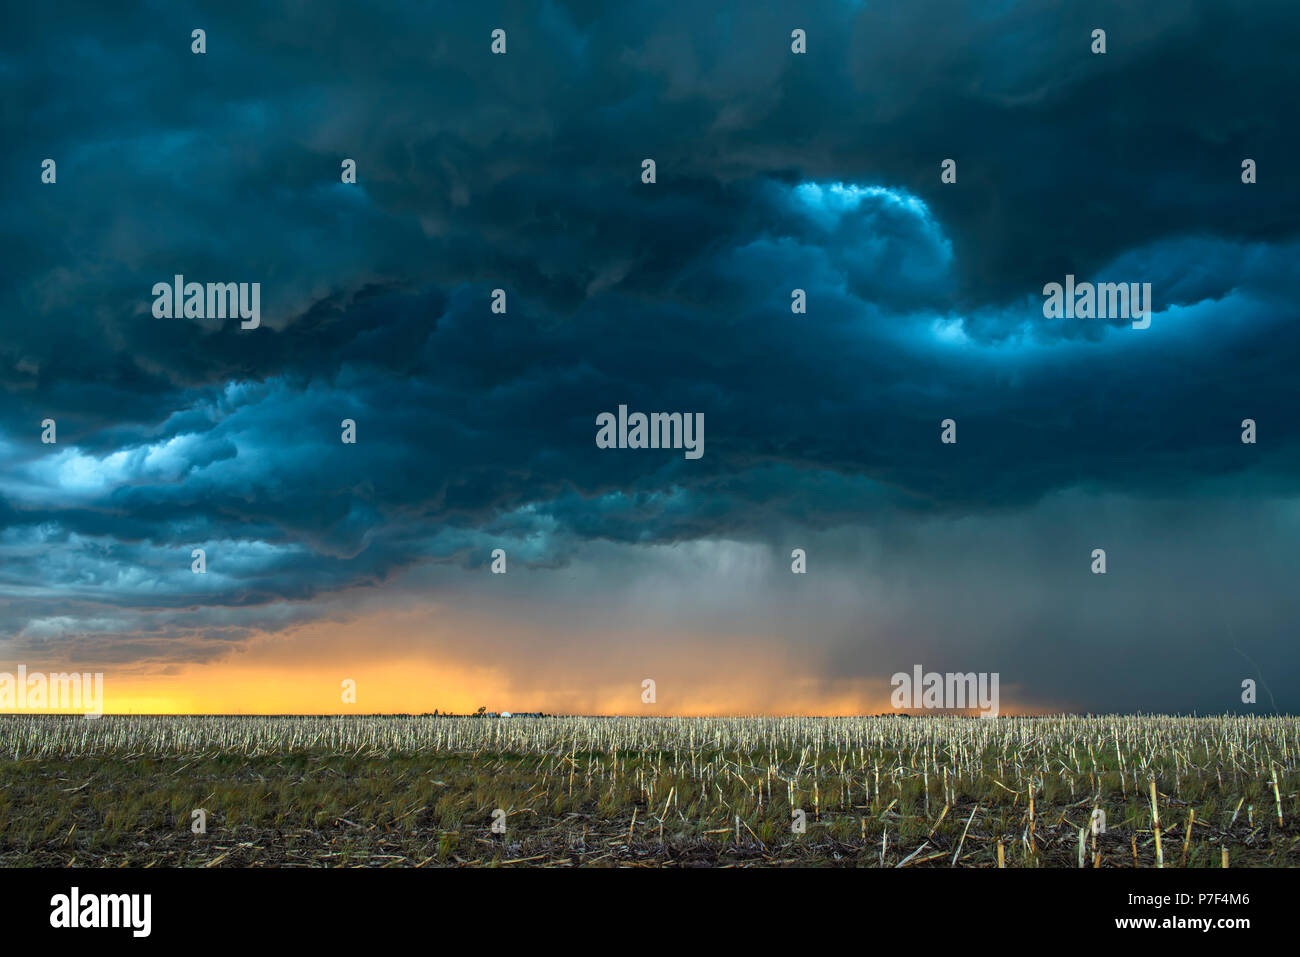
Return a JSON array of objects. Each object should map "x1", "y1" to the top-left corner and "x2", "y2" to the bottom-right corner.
[{"x1": 0, "y1": 1, "x2": 1296, "y2": 710}]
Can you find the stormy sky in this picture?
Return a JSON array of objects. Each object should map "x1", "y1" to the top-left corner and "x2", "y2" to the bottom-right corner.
[{"x1": 1, "y1": 0, "x2": 1297, "y2": 714}]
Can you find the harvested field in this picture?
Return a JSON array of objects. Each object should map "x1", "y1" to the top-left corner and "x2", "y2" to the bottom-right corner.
[{"x1": 0, "y1": 714, "x2": 1295, "y2": 867}]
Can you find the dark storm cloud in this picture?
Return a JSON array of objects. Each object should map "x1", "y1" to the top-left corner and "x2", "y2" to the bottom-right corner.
[{"x1": 0, "y1": 0, "x2": 1297, "y2": 704}]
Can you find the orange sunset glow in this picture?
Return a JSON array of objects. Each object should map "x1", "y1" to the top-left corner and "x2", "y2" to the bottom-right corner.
[{"x1": 2, "y1": 602, "x2": 1046, "y2": 715}]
